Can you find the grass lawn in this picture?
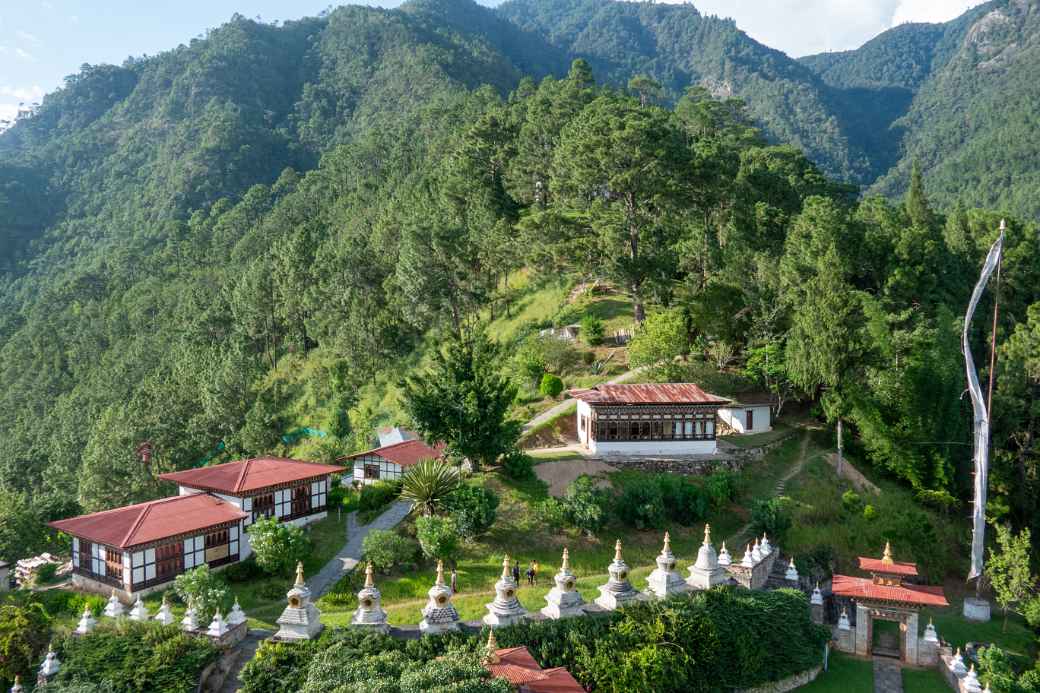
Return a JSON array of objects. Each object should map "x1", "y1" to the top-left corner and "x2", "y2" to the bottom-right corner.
[
  {"x1": 903, "y1": 667, "x2": 951, "y2": 693},
  {"x1": 529, "y1": 449, "x2": 584, "y2": 462},
  {"x1": 721, "y1": 423, "x2": 794, "y2": 449},
  {"x1": 921, "y1": 600, "x2": 1036, "y2": 663},
  {"x1": 797, "y1": 652, "x2": 873, "y2": 693}
]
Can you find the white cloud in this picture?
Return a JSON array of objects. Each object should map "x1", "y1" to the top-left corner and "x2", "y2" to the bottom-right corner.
[
  {"x1": 16, "y1": 29, "x2": 42, "y2": 45},
  {"x1": 14, "y1": 47, "x2": 35, "y2": 61},
  {"x1": 662, "y1": 0, "x2": 985, "y2": 56},
  {"x1": 1, "y1": 85, "x2": 45, "y2": 102}
]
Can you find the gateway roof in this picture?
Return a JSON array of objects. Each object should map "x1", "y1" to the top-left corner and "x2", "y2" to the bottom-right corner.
[
  {"x1": 859, "y1": 556, "x2": 919, "y2": 577},
  {"x1": 569, "y1": 382, "x2": 729, "y2": 405},
  {"x1": 159, "y1": 458, "x2": 345, "y2": 494},
  {"x1": 339, "y1": 439, "x2": 445, "y2": 468},
  {"x1": 486, "y1": 646, "x2": 585, "y2": 692},
  {"x1": 49, "y1": 494, "x2": 247, "y2": 549},
  {"x1": 831, "y1": 574, "x2": 948, "y2": 607}
]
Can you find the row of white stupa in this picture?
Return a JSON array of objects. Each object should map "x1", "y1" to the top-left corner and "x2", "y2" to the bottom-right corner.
[
  {"x1": 71, "y1": 590, "x2": 248, "y2": 638},
  {"x1": 352, "y1": 524, "x2": 797, "y2": 635}
]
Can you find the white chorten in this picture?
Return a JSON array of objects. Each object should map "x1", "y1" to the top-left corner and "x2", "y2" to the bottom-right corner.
[
  {"x1": 784, "y1": 558, "x2": 799, "y2": 582},
  {"x1": 964, "y1": 664, "x2": 983, "y2": 693},
  {"x1": 39, "y1": 644, "x2": 60, "y2": 679},
  {"x1": 687, "y1": 524, "x2": 728, "y2": 590},
  {"x1": 155, "y1": 595, "x2": 175, "y2": 626},
  {"x1": 207, "y1": 610, "x2": 229, "y2": 638},
  {"x1": 838, "y1": 608, "x2": 851, "y2": 630},
  {"x1": 353, "y1": 562, "x2": 390, "y2": 633},
  {"x1": 181, "y1": 602, "x2": 199, "y2": 632},
  {"x1": 129, "y1": 596, "x2": 149, "y2": 622},
  {"x1": 760, "y1": 534, "x2": 773, "y2": 556},
  {"x1": 227, "y1": 597, "x2": 247, "y2": 627},
  {"x1": 103, "y1": 590, "x2": 125, "y2": 619},
  {"x1": 646, "y1": 533, "x2": 689, "y2": 600},
  {"x1": 483, "y1": 555, "x2": 528, "y2": 628},
  {"x1": 750, "y1": 539, "x2": 763, "y2": 563},
  {"x1": 924, "y1": 618, "x2": 939, "y2": 643},
  {"x1": 75, "y1": 606, "x2": 97, "y2": 635},
  {"x1": 274, "y1": 562, "x2": 323, "y2": 641},
  {"x1": 420, "y1": 560, "x2": 461, "y2": 634},
  {"x1": 594, "y1": 540, "x2": 642, "y2": 610},
  {"x1": 811, "y1": 582, "x2": 824, "y2": 605},
  {"x1": 717, "y1": 542, "x2": 732, "y2": 567},
  {"x1": 542, "y1": 548, "x2": 587, "y2": 618},
  {"x1": 951, "y1": 648, "x2": 967, "y2": 676},
  {"x1": 740, "y1": 544, "x2": 755, "y2": 568},
  {"x1": 10, "y1": 675, "x2": 23, "y2": 693}
]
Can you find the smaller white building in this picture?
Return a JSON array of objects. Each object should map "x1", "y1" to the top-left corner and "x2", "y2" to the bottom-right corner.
[
  {"x1": 717, "y1": 398, "x2": 774, "y2": 435},
  {"x1": 570, "y1": 383, "x2": 729, "y2": 456},
  {"x1": 0, "y1": 560, "x2": 9, "y2": 592},
  {"x1": 340, "y1": 439, "x2": 444, "y2": 485}
]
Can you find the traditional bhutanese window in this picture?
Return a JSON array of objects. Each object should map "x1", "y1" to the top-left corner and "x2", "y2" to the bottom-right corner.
[
  {"x1": 310, "y1": 479, "x2": 327, "y2": 510},
  {"x1": 275, "y1": 489, "x2": 291, "y2": 518},
  {"x1": 105, "y1": 548, "x2": 122, "y2": 579},
  {"x1": 91, "y1": 542, "x2": 105, "y2": 576},
  {"x1": 683, "y1": 420, "x2": 694, "y2": 439},
  {"x1": 183, "y1": 535, "x2": 205, "y2": 569},
  {"x1": 229, "y1": 524, "x2": 239, "y2": 557},
  {"x1": 252, "y1": 493, "x2": 274, "y2": 522},
  {"x1": 205, "y1": 528, "x2": 230, "y2": 563},
  {"x1": 291, "y1": 485, "x2": 311, "y2": 517},
  {"x1": 364, "y1": 463, "x2": 381, "y2": 480}
]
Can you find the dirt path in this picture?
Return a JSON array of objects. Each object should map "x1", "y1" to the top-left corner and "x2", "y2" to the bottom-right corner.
[
  {"x1": 725, "y1": 431, "x2": 812, "y2": 549},
  {"x1": 522, "y1": 366, "x2": 648, "y2": 433}
]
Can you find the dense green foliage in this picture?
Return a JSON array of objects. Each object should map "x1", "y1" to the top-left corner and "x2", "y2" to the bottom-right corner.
[
  {"x1": 46, "y1": 622, "x2": 218, "y2": 693},
  {"x1": 0, "y1": 602, "x2": 51, "y2": 688},
  {"x1": 362, "y1": 529, "x2": 419, "y2": 573},
  {"x1": 173, "y1": 565, "x2": 230, "y2": 625},
  {"x1": 415, "y1": 515, "x2": 460, "y2": 562},
  {"x1": 247, "y1": 516, "x2": 310, "y2": 576},
  {"x1": 239, "y1": 586, "x2": 827, "y2": 693},
  {"x1": 442, "y1": 484, "x2": 499, "y2": 538}
]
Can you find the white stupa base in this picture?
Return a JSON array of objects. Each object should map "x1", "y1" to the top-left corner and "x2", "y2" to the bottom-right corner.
[
  {"x1": 483, "y1": 603, "x2": 529, "y2": 628},
  {"x1": 273, "y1": 604, "x2": 323, "y2": 641},
  {"x1": 420, "y1": 618, "x2": 461, "y2": 635},
  {"x1": 686, "y1": 567, "x2": 728, "y2": 591},
  {"x1": 646, "y1": 569, "x2": 690, "y2": 600},
  {"x1": 351, "y1": 612, "x2": 390, "y2": 634},
  {"x1": 963, "y1": 598, "x2": 991, "y2": 622},
  {"x1": 541, "y1": 589, "x2": 587, "y2": 619},
  {"x1": 594, "y1": 584, "x2": 643, "y2": 611}
]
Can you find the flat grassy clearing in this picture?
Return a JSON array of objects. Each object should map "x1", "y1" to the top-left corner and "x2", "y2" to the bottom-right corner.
[
  {"x1": 902, "y1": 667, "x2": 953, "y2": 693},
  {"x1": 528, "y1": 449, "x2": 584, "y2": 462},
  {"x1": 796, "y1": 652, "x2": 873, "y2": 693},
  {"x1": 721, "y1": 422, "x2": 795, "y2": 449},
  {"x1": 921, "y1": 600, "x2": 1035, "y2": 663}
]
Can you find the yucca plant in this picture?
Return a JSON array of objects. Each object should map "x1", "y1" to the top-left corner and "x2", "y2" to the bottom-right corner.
[{"x1": 400, "y1": 458, "x2": 460, "y2": 516}]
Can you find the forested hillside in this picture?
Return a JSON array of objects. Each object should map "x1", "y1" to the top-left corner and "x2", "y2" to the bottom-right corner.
[{"x1": 0, "y1": 0, "x2": 1038, "y2": 569}]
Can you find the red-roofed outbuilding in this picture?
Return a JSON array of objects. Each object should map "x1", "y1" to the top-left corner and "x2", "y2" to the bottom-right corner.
[{"x1": 339, "y1": 438, "x2": 445, "y2": 485}]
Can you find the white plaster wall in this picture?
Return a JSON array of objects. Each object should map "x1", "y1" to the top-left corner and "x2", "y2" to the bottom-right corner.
[
  {"x1": 576, "y1": 400, "x2": 592, "y2": 445},
  {"x1": 353, "y1": 459, "x2": 403, "y2": 485},
  {"x1": 718, "y1": 405, "x2": 772, "y2": 434},
  {"x1": 590, "y1": 439, "x2": 717, "y2": 456}
]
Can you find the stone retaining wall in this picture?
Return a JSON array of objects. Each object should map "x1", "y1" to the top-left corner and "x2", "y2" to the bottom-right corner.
[{"x1": 736, "y1": 665, "x2": 821, "y2": 693}]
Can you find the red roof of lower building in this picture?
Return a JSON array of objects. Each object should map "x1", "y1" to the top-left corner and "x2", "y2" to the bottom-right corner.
[
  {"x1": 338, "y1": 439, "x2": 445, "y2": 468},
  {"x1": 49, "y1": 494, "x2": 247, "y2": 549},
  {"x1": 859, "y1": 557, "x2": 919, "y2": 577},
  {"x1": 486, "y1": 647, "x2": 585, "y2": 692},
  {"x1": 159, "y1": 458, "x2": 345, "y2": 494},
  {"x1": 568, "y1": 383, "x2": 729, "y2": 406},
  {"x1": 831, "y1": 574, "x2": 948, "y2": 607}
]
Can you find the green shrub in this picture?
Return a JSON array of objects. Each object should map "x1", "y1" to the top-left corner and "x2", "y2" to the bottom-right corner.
[
  {"x1": 704, "y1": 471, "x2": 738, "y2": 509},
  {"x1": 36, "y1": 562, "x2": 58, "y2": 583},
  {"x1": 358, "y1": 480, "x2": 403, "y2": 514},
  {"x1": 862, "y1": 504, "x2": 877, "y2": 520},
  {"x1": 173, "y1": 565, "x2": 230, "y2": 625},
  {"x1": 616, "y1": 479, "x2": 667, "y2": 530},
  {"x1": 415, "y1": 516, "x2": 460, "y2": 563},
  {"x1": 223, "y1": 556, "x2": 266, "y2": 583},
  {"x1": 241, "y1": 639, "x2": 323, "y2": 693},
  {"x1": 51, "y1": 621, "x2": 218, "y2": 693},
  {"x1": 247, "y1": 516, "x2": 310, "y2": 576},
  {"x1": 534, "y1": 498, "x2": 568, "y2": 530},
  {"x1": 0, "y1": 602, "x2": 50, "y2": 686},
  {"x1": 841, "y1": 490, "x2": 862, "y2": 512},
  {"x1": 564, "y1": 475, "x2": 609, "y2": 536},
  {"x1": 501, "y1": 449, "x2": 535, "y2": 481},
  {"x1": 362, "y1": 530, "x2": 418, "y2": 573},
  {"x1": 750, "y1": 497, "x2": 793, "y2": 545},
  {"x1": 442, "y1": 485, "x2": 499, "y2": 538},
  {"x1": 580, "y1": 314, "x2": 605, "y2": 346},
  {"x1": 539, "y1": 373, "x2": 564, "y2": 398},
  {"x1": 656, "y1": 475, "x2": 708, "y2": 525},
  {"x1": 1023, "y1": 595, "x2": 1040, "y2": 630},
  {"x1": 582, "y1": 350, "x2": 597, "y2": 365},
  {"x1": 512, "y1": 336, "x2": 580, "y2": 385}
]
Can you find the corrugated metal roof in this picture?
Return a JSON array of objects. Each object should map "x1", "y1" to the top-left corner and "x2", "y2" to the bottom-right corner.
[
  {"x1": 339, "y1": 439, "x2": 445, "y2": 468},
  {"x1": 49, "y1": 494, "x2": 247, "y2": 549},
  {"x1": 831, "y1": 574, "x2": 948, "y2": 607},
  {"x1": 159, "y1": 458, "x2": 345, "y2": 494},
  {"x1": 569, "y1": 383, "x2": 729, "y2": 405}
]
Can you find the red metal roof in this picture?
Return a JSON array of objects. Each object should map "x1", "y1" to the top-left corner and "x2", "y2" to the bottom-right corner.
[
  {"x1": 859, "y1": 557, "x2": 919, "y2": 577},
  {"x1": 568, "y1": 383, "x2": 729, "y2": 405},
  {"x1": 49, "y1": 494, "x2": 247, "y2": 549},
  {"x1": 831, "y1": 574, "x2": 948, "y2": 607},
  {"x1": 487, "y1": 647, "x2": 585, "y2": 692},
  {"x1": 159, "y1": 458, "x2": 345, "y2": 494},
  {"x1": 339, "y1": 439, "x2": 445, "y2": 468}
]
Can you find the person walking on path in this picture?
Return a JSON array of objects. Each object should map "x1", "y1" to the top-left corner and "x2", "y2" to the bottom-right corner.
[
  {"x1": 526, "y1": 560, "x2": 537, "y2": 586},
  {"x1": 512, "y1": 561, "x2": 521, "y2": 586},
  {"x1": 450, "y1": 567, "x2": 458, "y2": 594}
]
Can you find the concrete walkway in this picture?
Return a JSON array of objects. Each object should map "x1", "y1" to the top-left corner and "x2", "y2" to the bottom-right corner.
[
  {"x1": 218, "y1": 629, "x2": 271, "y2": 693},
  {"x1": 873, "y1": 657, "x2": 903, "y2": 693},
  {"x1": 522, "y1": 366, "x2": 648, "y2": 433},
  {"x1": 309, "y1": 500, "x2": 412, "y2": 598}
]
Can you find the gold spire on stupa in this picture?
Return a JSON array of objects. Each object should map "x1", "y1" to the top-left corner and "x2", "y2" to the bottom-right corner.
[
  {"x1": 561, "y1": 548, "x2": 570, "y2": 572},
  {"x1": 703, "y1": 524, "x2": 712, "y2": 546},
  {"x1": 483, "y1": 629, "x2": 501, "y2": 664},
  {"x1": 663, "y1": 532, "x2": 672, "y2": 553},
  {"x1": 295, "y1": 561, "x2": 305, "y2": 587},
  {"x1": 436, "y1": 560, "x2": 446, "y2": 586},
  {"x1": 882, "y1": 541, "x2": 894, "y2": 565},
  {"x1": 365, "y1": 562, "x2": 375, "y2": 588},
  {"x1": 614, "y1": 539, "x2": 623, "y2": 562},
  {"x1": 501, "y1": 555, "x2": 511, "y2": 579}
]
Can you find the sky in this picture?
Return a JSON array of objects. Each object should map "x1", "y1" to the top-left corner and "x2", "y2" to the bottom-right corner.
[{"x1": 1, "y1": 0, "x2": 987, "y2": 126}]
